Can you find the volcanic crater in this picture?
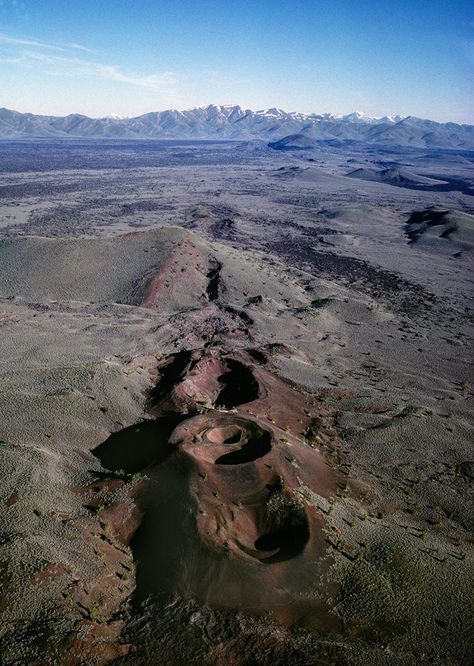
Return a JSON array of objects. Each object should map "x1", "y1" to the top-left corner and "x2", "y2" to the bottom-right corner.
[{"x1": 87, "y1": 348, "x2": 347, "y2": 624}]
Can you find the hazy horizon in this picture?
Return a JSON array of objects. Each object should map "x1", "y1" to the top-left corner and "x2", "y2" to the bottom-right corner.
[{"x1": 0, "y1": 0, "x2": 473, "y2": 124}]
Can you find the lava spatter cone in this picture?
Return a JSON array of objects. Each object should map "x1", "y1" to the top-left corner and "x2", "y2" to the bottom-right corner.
[{"x1": 132, "y1": 409, "x2": 340, "y2": 623}]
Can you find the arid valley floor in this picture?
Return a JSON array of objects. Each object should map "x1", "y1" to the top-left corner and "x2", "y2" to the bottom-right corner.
[{"x1": 0, "y1": 138, "x2": 473, "y2": 665}]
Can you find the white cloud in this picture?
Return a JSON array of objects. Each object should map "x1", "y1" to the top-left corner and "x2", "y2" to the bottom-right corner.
[
  {"x1": 0, "y1": 32, "x2": 177, "y2": 92},
  {"x1": 0, "y1": 33, "x2": 66, "y2": 51},
  {"x1": 94, "y1": 63, "x2": 176, "y2": 90},
  {"x1": 67, "y1": 42, "x2": 100, "y2": 55}
]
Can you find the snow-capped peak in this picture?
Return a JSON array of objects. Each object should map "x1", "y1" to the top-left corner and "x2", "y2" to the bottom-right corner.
[
  {"x1": 101, "y1": 113, "x2": 128, "y2": 120},
  {"x1": 341, "y1": 111, "x2": 368, "y2": 123}
]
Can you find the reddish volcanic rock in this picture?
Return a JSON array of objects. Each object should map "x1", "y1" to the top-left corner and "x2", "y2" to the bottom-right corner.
[
  {"x1": 61, "y1": 620, "x2": 131, "y2": 665},
  {"x1": 131, "y1": 402, "x2": 344, "y2": 623},
  {"x1": 150, "y1": 351, "x2": 226, "y2": 414},
  {"x1": 61, "y1": 346, "x2": 355, "y2": 660}
]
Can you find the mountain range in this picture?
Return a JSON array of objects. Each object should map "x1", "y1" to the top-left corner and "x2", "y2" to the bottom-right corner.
[{"x1": 1, "y1": 104, "x2": 473, "y2": 149}]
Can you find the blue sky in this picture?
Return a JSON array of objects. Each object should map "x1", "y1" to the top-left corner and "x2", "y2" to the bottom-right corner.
[{"x1": 0, "y1": 0, "x2": 473, "y2": 122}]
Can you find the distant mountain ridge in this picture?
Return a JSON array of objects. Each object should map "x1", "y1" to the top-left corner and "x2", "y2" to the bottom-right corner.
[{"x1": 0, "y1": 104, "x2": 473, "y2": 149}]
